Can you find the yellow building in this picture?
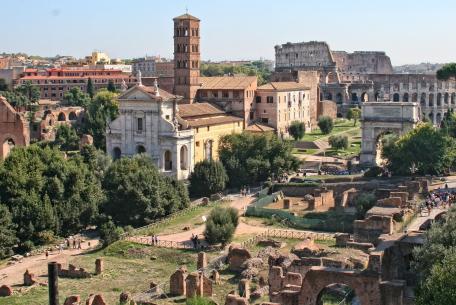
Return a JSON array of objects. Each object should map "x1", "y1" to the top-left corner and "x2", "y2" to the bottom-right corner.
[
  {"x1": 178, "y1": 103, "x2": 244, "y2": 163},
  {"x1": 90, "y1": 51, "x2": 110, "y2": 64}
]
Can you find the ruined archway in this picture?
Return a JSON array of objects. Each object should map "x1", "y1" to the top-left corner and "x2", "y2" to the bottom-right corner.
[
  {"x1": 316, "y1": 283, "x2": 358, "y2": 305},
  {"x1": 402, "y1": 93, "x2": 409, "y2": 102},
  {"x1": 360, "y1": 102, "x2": 419, "y2": 165},
  {"x1": 361, "y1": 92, "x2": 369, "y2": 102},
  {"x1": 298, "y1": 268, "x2": 382, "y2": 305},
  {"x1": 68, "y1": 111, "x2": 77, "y2": 121},
  {"x1": 58, "y1": 112, "x2": 66, "y2": 121}
]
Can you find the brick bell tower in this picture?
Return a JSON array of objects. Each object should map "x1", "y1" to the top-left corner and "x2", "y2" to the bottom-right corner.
[{"x1": 173, "y1": 13, "x2": 200, "y2": 104}]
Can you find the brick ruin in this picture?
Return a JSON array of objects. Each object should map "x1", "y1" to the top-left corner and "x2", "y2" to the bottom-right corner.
[
  {"x1": 58, "y1": 258, "x2": 104, "y2": 279},
  {"x1": 169, "y1": 265, "x2": 214, "y2": 298}
]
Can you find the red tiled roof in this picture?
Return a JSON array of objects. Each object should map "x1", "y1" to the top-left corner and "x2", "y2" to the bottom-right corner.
[
  {"x1": 184, "y1": 115, "x2": 243, "y2": 128},
  {"x1": 178, "y1": 103, "x2": 225, "y2": 118},
  {"x1": 257, "y1": 82, "x2": 311, "y2": 91},
  {"x1": 199, "y1": 76, "x2": 257, "y2": 90},
  {"x1": 245, "y1": 123, "x2": 275, "y2": 132}
]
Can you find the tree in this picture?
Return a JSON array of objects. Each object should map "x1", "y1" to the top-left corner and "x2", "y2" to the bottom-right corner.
[
  {"x1": 54, "y1": 124, "x2": 80, "y2": 151},
  {"x1": 353, "y1": 193, "x2": 376, "y2": 219},
  {"x1": 328, "y1": 135, "x2": 348, "y2": 150},
  {"x1": 107, "y1": 80, "x2": 116, "y2": 93},
  {"x1": 346, "y1": 108, "x2": 361, "y2": 126},
  {"x1": 440, "y1": 109, "x2": 456, "y2": 138},
  {"x1": 415, "y1": 250, "x2": 456, "y2": 305},
  {"x1": 189, "y1": 160, "x2": 228, "y2": 197},
  {"x1": 382, "y1": 123, "x2": 456, "y2": 175},
  {"x1": 63, "y1": 87, "x2": 91, "y2": 108},
  {"x1": 0, "y1": 90, "x2": 30, "y2": 108},
  {"x1": 204, "y1": 206, "x2": 239, "y2": 246},
  {"x1": 0, "y1": 204, "x2": 17, "y2": 258},
  {"x1": 87, "y1": 77, "x2": 94, "y2": 98},
  {"x1": 288, "y1": 121, "x2": 305, "y2": 141},
  {"x1": 0, "y1": 145, "x2": 104, "y2": 247},
  {"x1": 99, "y1": 219, "x2": 124, "y2": 247},
  {"x1": 436, "y1": 63, "x2": 456, "y2": 80},
  {"x1": 219, "y1": 133, "x2": 301, "y2": 188},
  {"x1": 102, "y1": 155, "x2": 190, "y2": 227},
  {"x1": 0, "y1": 78, "x2": 8, "y2": 91},
  {"x1": 83, "y1": 89, "x2": 119, "y2": 150},
  {"x1": 15, "y1": 81, "x2": 40, "y2": 103},
  {"x1": 317, "y1": 116, "x2": 334, "y2": 134}
]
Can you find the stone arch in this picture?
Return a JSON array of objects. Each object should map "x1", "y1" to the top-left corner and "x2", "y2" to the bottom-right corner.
[
  {"x1": 325, "y1": 92, "x2": 333, "y2": 100},
  {"x1": 393, "y1": 93, "x2": 400, "y2": 102},
  {"x1": 180, "y1": 145, "x2": 188, "y2": 170},
  {"x1": 316, "y1": 283, "x2": 357, "y2": 305},
  {"x1": 361, "y1": 92, "x2": 369, "y2": 102},
  {"x1": 429, "y1": 93, "x2": 434, "y2": 107},
  {"x1": 437, "y1": 93, "x2": 442, "y2": 106},
  {"x1": 402, "y1": 92, "x2": 409, "y2": 102},
  {"x1": 136, "y1": 145, "x2": 146, "y2": 154},
  {"x1": 325, "y1": 72, "x2": 338, "y2": 84},
  {"x1": 112, "y1": 147, "x2": 121, "y2": 160},
  {"x1": 351, "y1": 92, "x2": 358, "y2": 102},
  {"x1": 164, "y1": 150, "x2": 172, "y2": 171},
  {"x1": 298, "y1": 268, "x2": 381, "y2": 305},
  {"x1": 420, "y1": 93, "x2": 426, "y2": 106},
  {"x1": 68, "y1": 111, "x2": 77, "y2": 121},
  {"x1": 58, "y1": 112, "x2": 66, "y2": 121},
  {"x1": 2, "y1": 138, "x2": 15, "y2": 159},
  {"x1": 337, "y1": 112, "x2": 343, "y2": 118},
  {"x1": 444, "y1": 92, "x2": 449, "y2": 105}
]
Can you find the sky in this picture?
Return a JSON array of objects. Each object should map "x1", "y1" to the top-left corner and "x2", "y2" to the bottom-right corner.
[{"x1": 2, "y1": 0, "x2": 455, "y2": 65}]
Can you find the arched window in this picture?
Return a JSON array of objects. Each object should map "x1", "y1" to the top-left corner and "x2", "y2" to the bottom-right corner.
[
  {"x1": 452, "y1": 93, "x2": 456, "y2": 105},
  {"x1": 204, "y1": 140, "x2": 213, "y2": 160},
  {"x1": 68, "y1": 111, "x2": 77, "y2": 121},
  {"x1": 325, "y1": 92, "x2": 332, "y2": 100},
  {"x1": 429, "y1": 93, "x2": 434, "y2": 107},
  {"x1": 437, "y1": 93, "x2": 442, "y2": 106},
  {"x1": 402, "y1": 93, "x2": 409, "y2": 102},
  {"x1": 136, "y1": 145, "x2": 146, "y2": 154},
  {"x1": 351, "y1": 93, "x2": 358, "y2": 102},
  {"x1": 113, "y1": 147, "x2": 121, "y2": 160},
  {"x1": 420, "y1": 93, "x2": 426, "y2": 106},
  {"x1": 444, "y1": 93, "x2": 449, "y2": 104},
  {"x1": 180, "y1": 145, "x2": 188, "y2": 170},
  {"x1": 58, "y1": 112, "x2": 66, "y2": 121},
  {"x1": 361, "y1": 92, "x2": 369, "y2": 102},
  {"x1": 412, "y1": 93, "x2": 418, "y2": 103},
  {"x1": 336, "y1": 93, "x2": 343, "y2": 104},
  {"x1": 393, "y1": 93, "x2": 400, "y2": 102},
  {"x1": 164, "y1": 150, "x2": 172, "y2": 171},
  {"x1": 374, "y1": 91, "x2": 380, "y2": 101}
]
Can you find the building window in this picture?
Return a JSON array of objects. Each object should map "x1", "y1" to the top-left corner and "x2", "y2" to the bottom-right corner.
[
  {"x1": 196, "y1": 141, "x2": 200, "y2": 147},
  {"x1": 164, "y1": 150, "x2": 172, "y2": 171},
  {"x1": 137, "y1": 117, "x2": 143, "y2": 131},
  {"x1": 256, "y1": 96, "x2": 262, "y2": 103},
  {"x1": 261, "y1": 118, "x2": 269, "y2": 124},
  {"x1": 180, "y1": 145, "x2": 188, "y2": 170},
  {"x1": 267, "y1": 96, "x2": 273, "y2": 103}
]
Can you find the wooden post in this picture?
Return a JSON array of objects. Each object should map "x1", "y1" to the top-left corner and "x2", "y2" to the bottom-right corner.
[{"x1": 48, "y1": 262, "x2": 59, "y2": 305}]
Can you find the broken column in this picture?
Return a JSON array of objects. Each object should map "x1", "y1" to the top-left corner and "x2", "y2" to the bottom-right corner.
[
  {"x1": 170, "y1": 266, "x2": 188, "y2": 296},
  {"x1": 48, "y1": 261, "x2": 59, "y2": 305},
  {"x1": 24, "y1": 269, "x2": 37, "y2": 286},
  {"x1": 239, "y1": 279, "x2": 250, "y2": 299},
  {"x1": 197, "y1": 252, "x2": 207, "y2": 270},
  {"x1": 95, "y1": 258, "x2": 103, "y2": 275}
]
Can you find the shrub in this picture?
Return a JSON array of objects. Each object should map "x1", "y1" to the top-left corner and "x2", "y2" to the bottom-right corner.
[
  {"x1": 318, "y1": 116, "x2": 334, "y2": 134},
  {"x1": 354, "y1": 193, "x2": 376, "y2": 219},
  {"x1": 288, "y1": 121, "x2": 306, "y2": 141},
  {"x1": 187, "y1": 296, "x2": 216, "y2": 305},
  {"x1": 99, "y1": 220, "x2": 124, "y2": 247},
  {"x1": 328, "y1": 135, "x2": 348, "y2": 150},
  {"x1": 364, "y1": 166, "x2": 382, "y2": 177},
  {"x1": 204, "y1": 206, "x2": 239, "y2": 246},
  {"x1": 189, "y1": 160, "x2": 228, "y2": 197}
]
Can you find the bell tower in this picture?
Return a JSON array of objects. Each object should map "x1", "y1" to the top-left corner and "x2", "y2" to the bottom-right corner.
[{"x1": 173, "y1": 13, "x2": 200, "y2": 104}]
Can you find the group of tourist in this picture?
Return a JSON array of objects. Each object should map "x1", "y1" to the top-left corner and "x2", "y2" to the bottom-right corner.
[
  {"x1": 422, "y1": 188, "x2": 455, "y2": 215},
  {"x1": 240, "y1": 186, "x2": 251, "y2": 197},
  {"x1": 190, "y1": 233, "x2": 200, "y2": 249},
  {"x1": 150, "y1": 235, "x2": 160, "y2": 245}
]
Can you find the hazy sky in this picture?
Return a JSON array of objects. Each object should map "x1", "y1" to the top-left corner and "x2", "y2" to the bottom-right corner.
[{"x1": 2, "y1": 0, "x2": 455, "y2": 65}]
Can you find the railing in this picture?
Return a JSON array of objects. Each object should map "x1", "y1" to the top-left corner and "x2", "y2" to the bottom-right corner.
[{"x1": 240, "y1": 229, "x2": 335, "y2": 248}]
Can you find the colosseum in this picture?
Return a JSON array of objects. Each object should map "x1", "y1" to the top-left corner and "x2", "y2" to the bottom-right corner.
[{"x1": 273, "y1": 41, "x2": 456, "y2": 125}]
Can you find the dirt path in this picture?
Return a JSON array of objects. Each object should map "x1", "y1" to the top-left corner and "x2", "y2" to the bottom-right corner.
[{"x1": 0, "y1": 239, "x2": 99, "y2": 287}]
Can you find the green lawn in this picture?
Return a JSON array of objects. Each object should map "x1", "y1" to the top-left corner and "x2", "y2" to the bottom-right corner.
[{"x1": 301, "y1": 119, "x2": 359, "y2": 142}]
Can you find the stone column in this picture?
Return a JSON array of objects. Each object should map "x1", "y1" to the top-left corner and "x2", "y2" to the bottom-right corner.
[
  {"x1": 239, "y1": 279, "x2": 250, "y2": 299},
  {"x1": 197, "y1": 252, "x2": 207, "y2": 270},
  {"x1": 95, "y1": 258, "x2": 103, "y2": 275}
]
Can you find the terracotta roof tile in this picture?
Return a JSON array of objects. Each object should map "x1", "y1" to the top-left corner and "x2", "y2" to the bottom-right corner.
[
  {"x1": 184, "y1": 115, "x2": 243, "y2": 128},
  {"x1": 199, "y1": 76, "x2": 257, "y2": 90},
  {"x1": 257, "y1": 82, "x2": 311, "y2": 91},
  {"x1": 173, "y1": 13, "x2": 200, "y2": 21},
  {"x1": 178, "y1": 103, "x2": 224, "y2": 118}
]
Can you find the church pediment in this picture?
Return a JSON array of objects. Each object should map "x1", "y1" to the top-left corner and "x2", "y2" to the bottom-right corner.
[{"x1": 119, "y1": 88, "x2": 155, "y2": 102}]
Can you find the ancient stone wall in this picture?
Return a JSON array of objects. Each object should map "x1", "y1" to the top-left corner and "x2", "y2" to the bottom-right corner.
[
  {"x1": 332, "y1": 51, "x2": 393, "y2": 74},
  {"x1": 0, "y1": 96, "x2": 30, "y2": 159},
  {"x1": 317, "y1": 100, "x2": 337, "y2": 119}
]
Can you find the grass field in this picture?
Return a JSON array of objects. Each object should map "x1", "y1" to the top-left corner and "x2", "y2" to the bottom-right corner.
[{"x1": 301, "y1": 119, "x2": 360, "y2": 142}]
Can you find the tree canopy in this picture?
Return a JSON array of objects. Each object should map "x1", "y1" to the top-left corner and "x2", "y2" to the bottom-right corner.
[
  {"x1": 436, "y1": 63, "x2": 456, "y2": 80},
  {"x1": 218, "y1": 133, "x2": 301, "y2": 187},
  {"x1": 288, "y1": 121, "x2": 305, "y2": 141},
  {"x1": 382, "y1": 123, "x2": 456, "y2": 175},
  {"x1": 54, "y1": 124, "x2": 80, "y2": 151},
  {"x1": 346, "y1": 108, "x2": 361, "y2": 126},
  {"x1": 328, "y1": 135, "x2": 348, "y2": 150},
  {"x1": 204, "y1": 206, "x2": 239, "y2": 246},
  {"x1": 0, "y1": 204, "x2": 17, "y2": 258},
  {"x1": 0, "y1": 145, "x2": 104, "y2": 248},
  {"x1": 189, "y1": 160, "x2": 228, "y2": 197},
  {"x1": 200, "y1": 61, "x2": 271, "y2": 85},
  {"x1": 15, "y1": 81, "x2": 40, "y2": 103},
  {"x1": 0, "y1": 90, "x2": 30, "y2": 108},
  {"x1": 317, "y1": 116, "x2": 334, "y2": 134},
  {"x1": 102, "y1": 155, "x2": 190, "y2": 227},
  {"x1": 87, "y1": 77, "x2": 95, "y2": 98},
  {"x1": 63, "y1": 87, "x2": 91, "y2": 108},
  {"x1": 83, "y1": 89, "x2": 119, "y2": 150}
]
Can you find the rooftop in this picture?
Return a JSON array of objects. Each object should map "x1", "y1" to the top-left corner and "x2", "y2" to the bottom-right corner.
[
  {"x1": 173, "y1": 13, "x2": 200, "y2": 21},
  {"x1": 178, "y1": 102, "x2": 225, "y2": 118},
  {"x1": 257, "y1": 82, "x2": 311, "y2": 91},
  {"x1": 199, "y1": 76, "x2": 257, "y2": 90},
  {"x1": 245, "y1": 123, "x2": 275, "y2": 133}
]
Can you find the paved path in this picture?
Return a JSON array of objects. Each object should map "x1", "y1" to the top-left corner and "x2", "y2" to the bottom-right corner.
[{"x1": 0, "y1": 238, "x2": 99, "y2": 287}]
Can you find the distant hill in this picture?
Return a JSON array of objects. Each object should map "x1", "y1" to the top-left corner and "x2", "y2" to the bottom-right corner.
[{"x1": 393, "y1": 63, "x2": 445, "y2": 74}]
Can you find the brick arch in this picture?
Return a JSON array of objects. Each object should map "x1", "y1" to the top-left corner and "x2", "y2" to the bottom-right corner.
[{"x1": 298, "y1": 268, "x2": 381, "y2": 305}]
